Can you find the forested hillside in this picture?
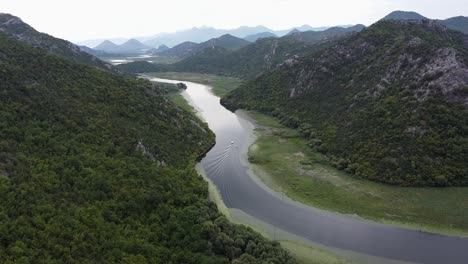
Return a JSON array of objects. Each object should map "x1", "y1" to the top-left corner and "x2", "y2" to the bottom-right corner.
[
  {"x1": 222, "y1": 20, "x2": 468, "y2": 186},
  {"x1": 0, "y1": 32, "x2": 294, "y2": 263},
  {"x1": 0, "y1": 13, "x2": 113, "y2": 72}
]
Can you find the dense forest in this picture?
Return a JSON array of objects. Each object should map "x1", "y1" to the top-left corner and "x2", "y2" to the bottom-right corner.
[
  {"x1": 222, "y1": 20, "x2": 468, "y2": 187},
  {"x1": 0, "y1": 31, "x2": 295, "y2": 263}
]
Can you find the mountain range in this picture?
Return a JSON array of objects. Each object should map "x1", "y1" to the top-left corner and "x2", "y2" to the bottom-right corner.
[
  {"x1": 79, "y1": 24, "x2": 350, "y2": 48},
  {"x1": 81, "y1": 11, "x2": 468, "y2": 51},
  {"x1": 244, "y1": 32, "x2": 278, "y2": 42},
  {"x1": 221, "y1": 19, "x2": 468, "y2": 186},
  {"x1": 118, "y1": 25, "x2": 366, "y2": 79}
]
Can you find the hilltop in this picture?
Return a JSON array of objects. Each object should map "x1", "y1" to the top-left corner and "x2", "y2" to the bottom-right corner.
[
  {"x1": 383, "y1": 11, "x2": 468, "y2": 34},
  {"x1": 95, "y1": 38, "x2": 150, "y2": 53}
]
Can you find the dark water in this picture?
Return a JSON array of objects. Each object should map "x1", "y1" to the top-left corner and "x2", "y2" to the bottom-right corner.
[{"x1": 150, "y1": 77, "x2": 468, "y2": 264}]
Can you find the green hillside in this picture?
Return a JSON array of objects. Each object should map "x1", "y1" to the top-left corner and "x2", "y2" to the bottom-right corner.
[
  {"x1": 0, "y1": 13, "x2": 113, "y2": 72},
  {"x1": 0, "y1": 32, "x2": 294, "y2": 263},
  {"x1": 222, "y1": 20, "x2": 468, "y2": 186}
]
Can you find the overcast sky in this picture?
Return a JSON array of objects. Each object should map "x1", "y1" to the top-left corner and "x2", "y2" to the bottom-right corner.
[{"x1": 2, "y1": 0, "x2": 467, "y2": 42}]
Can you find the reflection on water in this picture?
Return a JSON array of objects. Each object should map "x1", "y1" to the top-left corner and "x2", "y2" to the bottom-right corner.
[
  {"x1": 147, "y1": 77, "x2": 468, "y2": 264},
  {"x1": 109, "y1": 59, "x2": 132, "y2": 65}
]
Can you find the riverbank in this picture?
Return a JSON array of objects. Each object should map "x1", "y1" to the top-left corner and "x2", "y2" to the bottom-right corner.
[
  {"x1": 145, "y1": 72, "x2": 243, "y2": 97},
  {"x1": 245, "y1": 111, "x2": 468, "y2": 237},
  {"x1": 145, "y1": 74, "x2": 468, "y2": 263},
  {"x1": 152, "y1": 75, "x2": 365, "y2": 264}
]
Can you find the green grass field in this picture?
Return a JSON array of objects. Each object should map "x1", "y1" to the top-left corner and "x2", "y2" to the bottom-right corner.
[
  {"x1": 146, "y1": 72, "x2": 243, "y2": 97},
  {"x1": 246, "y1": 111, "x2": 468, "y2": 237}
]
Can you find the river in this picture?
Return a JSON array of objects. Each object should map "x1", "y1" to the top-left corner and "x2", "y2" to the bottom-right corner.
[{"x1": 148, "y1": 77, "x2": 468, "y2": 264}]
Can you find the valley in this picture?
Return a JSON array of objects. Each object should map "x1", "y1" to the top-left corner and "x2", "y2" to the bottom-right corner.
[
  {"x1": 1, "y1": 4, "x2": 468, "y2": 264},
  {"x1": 145, "y1": 75, "x2": 468, "y2": 264}
]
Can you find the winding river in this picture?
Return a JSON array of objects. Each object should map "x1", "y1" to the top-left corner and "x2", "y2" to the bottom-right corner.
[{"x1": 149, "y1": 77, "x2": 468, "y2": 264}]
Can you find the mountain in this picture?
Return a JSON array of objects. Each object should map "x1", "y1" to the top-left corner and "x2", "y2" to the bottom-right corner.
[
  {"x1": 284, "y1": 24, "x2": 366, "y2": 42},
  {"x1": 159, "y1": 34, "x2": 250, "y2": 59},
  {"x1": 94, "y1": 39, "x2": 119, "y2": 50},
  {"x1": 244, "y1": 32, "x2": 278, "y2": 42},
  {"x1": 383, "y1": 10, "x2": 428, "y2": 20},
  {"x1": 382, "y1": 11, "x2": 468, "y2": 34},
  {"x1": 143, "y1": 25, "x2": 271, "y2": 47},
  {"x1": 200, "y1": 34, "x2": 251, "y2": 50},
  {"x1": 286, "y1": 28, "x2": 301, "y2": 35},
  {"x1": 0, "y1": 13, "x2": 112, "y2": 71},
  {"x1": 76, "y1": 37, "x2": 128, "y2": 48},
  {"x1": 146, "y1": 44, "x2": 170, "y2": 54},
  {"x1": 439, "y1": 16, "x2": 468, "y2": 34},
  {"x1": 94, "y1": 39, "x2": 150, "y2": 53},
  {"x1": 119, "y1": 25, "x2": 365, "y2": 79},
  {"x1": 221, "y1": 20, "x2": 468, "y2": 187},
  {"x1": 78, "y1": 45, "x2": 108, "y2": 56},
  {"x1": 159, "y1": 41, "x2": 199, "y2": 57},
  {"x1": 118, "y1": 38, "x2": 150, "y2": 52},
  {"x1": 0, "y1": 18, "x2": 295, "y2": 263}
]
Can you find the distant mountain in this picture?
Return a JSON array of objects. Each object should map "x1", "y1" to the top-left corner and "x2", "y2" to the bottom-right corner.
[
  {"x1": 382, "y1": 11, "x2": 468, "y2": 34},
  {"x1": 118, "y1": 39, "x2": 150, "y2": 52},
  {"x1": 77, "y1": 24, "x2": 351, "y2": 49},
  {"x1": 95, "y1": 40, "x2": 119, "y2": 50},
  {"x1": 0, "y1": 13, "x2": 113, "y2": 71},
  {"x1": 200, "y1": 34, "x2": 250, "y2": 50},
  {"x1": 78, "y1": 45, "x2": 108, "y2": 56},
  {"x1": 439, "y1": 16, "x2": 468, "y2": 34},
  {"x1": 286, "y1": 29, "x2": 301, "y2": 35},
  {"x1": 244, "y1": 32, "x2": 277, "y2": 42},
  {"x1": 284, "y1": 24, "x2": 365, "y2": 43},
  {"x1": 382, "y1": 11, "x2": 428, "y2": 20},
  {"x1": 146, "y1": 44, "x2": 170, "y2": 54},
  {"x1": 221, "y1": 20, "x2": 468, "y2": 187},
  {"x1": 94, "y1": 39, "x2": 150, "y2": 53},
  {"x1": 160, "y1": 41, "x2": 199, "y2": 57},
  {"x1": 156, "y1": 44, "x2": 170, "y2": 52},
  {"x1": 76, "y1": 37, "x2": 128, "y2": 48},
  {"x1": 119, "y1": 25, "x2": 365, "y2": 79},
  {"x1": 143, "y1": 25, "x2": 271, "y2": 47},
  {"x1": 160, "y1": 35, "x2": 250, "y2": 59}
]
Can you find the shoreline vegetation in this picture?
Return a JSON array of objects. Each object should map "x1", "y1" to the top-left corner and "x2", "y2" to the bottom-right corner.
[
  {"x1": 246, "y1": 111, "x2": 468, "y2": 237},
  {"x1": 154, "y1": 72, "x2": 468, "y2": 238},
  {"x1": 145, "y1": 72, "x2": 244, "y2": 97}
]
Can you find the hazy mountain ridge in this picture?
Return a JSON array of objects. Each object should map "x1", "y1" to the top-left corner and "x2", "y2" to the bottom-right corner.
[
  {"x1": 244, "y1": 32, "x2": 278, "y2": 42},
  {"x1": 78, "y1": 24, "x2": 344, "y2": 48},
  {"x1": 94, "y1": 38, "x2": 151, "y2": 53},
  {"x1": 159, "y1": 34, "x2": 250, "y2": 59},
  {"x1": 222, "y1": 20, "x2": 468, "y2": 186},
  {"x1": 118, "y1": 25, "x2": 365, "y2": 79}
]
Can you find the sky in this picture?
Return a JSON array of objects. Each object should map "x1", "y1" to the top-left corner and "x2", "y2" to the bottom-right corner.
[{"x1": 1, "y1": 0, "x2": 467, "y2": 42}]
